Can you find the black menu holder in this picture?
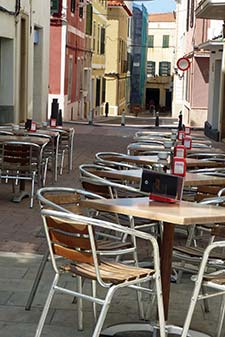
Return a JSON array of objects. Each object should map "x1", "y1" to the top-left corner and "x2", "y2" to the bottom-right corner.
[{"x1": 140, "y1": 170, "x2": 184, "y2": 203}]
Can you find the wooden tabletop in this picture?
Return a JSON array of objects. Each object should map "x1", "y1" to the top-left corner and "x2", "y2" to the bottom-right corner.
[
  {"x1": 105, "y1": 154, "x2": 225, "y2": 168},
  {"x1": 94, "y1": 168, "x2": 225, "y2": 187},
  {"x1": 0, "y1": 135, "x2": 50, "y2": 146},
  {"x1": 128, "y1": 143, "x2": 224, "y2": 154},
  {"x1": 81, "y1": 197, "x2": 225, "y2": 226}
]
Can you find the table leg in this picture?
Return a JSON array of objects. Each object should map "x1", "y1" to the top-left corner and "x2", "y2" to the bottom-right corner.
[{"x1": 160, "y1": 222, "x2": 174, "y2": 320}]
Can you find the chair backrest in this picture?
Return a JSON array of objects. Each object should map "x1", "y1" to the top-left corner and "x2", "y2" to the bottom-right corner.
[
  {"x1": 44, "y1": 213, "x2": 95, "y2": 265},
  {"x1": 37, "y1": 187, "x2": 105, "y2": 213},
  {"x1": 0, "y1": 131, "x2": 14, "y2": 135},
  {"x1": 1, "y1": 141, "x2": 41, "y2": 172},
  {"x1": 79, "y1": 163, "x2": 147, "y2": 198},
  {"x1": 95, "y1": 152, "x2": 137, "y2": 169}
]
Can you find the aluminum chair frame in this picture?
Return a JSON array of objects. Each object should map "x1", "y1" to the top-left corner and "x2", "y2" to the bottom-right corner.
[
  {"x1": 181, "y1": 239, "x2": 225, "y2": 337},
  {"x1": 95, "y1": 151, "x2": 138, "y2": 169},
  {"x1": 0, "y1": 141, "x2": 47, "y2": 207},
  {"x1": 127, "y1": 142, "x2": 165, "y2": 155},
  {"x1": 26, "y1": 187, "x2": 137, "y2": 312},
  {"x1": 173, "y1": 197, "x2": 225, "y2": 283},
  {"x1": 34, "y1": 209, "x2": 166, "y2": 337}
]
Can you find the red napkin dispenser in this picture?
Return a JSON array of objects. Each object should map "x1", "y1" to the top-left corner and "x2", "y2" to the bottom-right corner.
[
  {"x1": 172, "y1": 157, "x2": 186, "y2": 177},
  {"x1": 178, "y1": 130, "x2": 185, "y2": 141},
  {"x1": 30, "y1": 121, "x2": 37, "y2": 132},
  {"x1": 50, "y1": 118, "x2": 57, "y2": 127},
  {"x1": 174, "y1": 145, "x2": 186, "y2": 158},
  {"x1": 182, "y1": 136, "x2": 192, "y2": 150},
  {"x1": 185, "y1": 125, "x2": 191, "y2": 135}
]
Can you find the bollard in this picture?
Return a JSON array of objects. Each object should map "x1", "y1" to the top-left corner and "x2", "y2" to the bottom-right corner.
[
  {"x1": 88, "y1": 109, "x2": 94, "y2": 125},
  {"x1": 155, "y1": 111, "x2": 159, "y2": 127},
  {"x1": 121, "y1": 109, "x2": 126, "y2": 126},
  {"x1": 178, "y1": 111, "x2": 183, "y2": 130}
]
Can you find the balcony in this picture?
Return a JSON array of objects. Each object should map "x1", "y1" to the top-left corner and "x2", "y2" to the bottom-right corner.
[{"x1": 196, "y1": 0, "x2": 225, "y2": 20}]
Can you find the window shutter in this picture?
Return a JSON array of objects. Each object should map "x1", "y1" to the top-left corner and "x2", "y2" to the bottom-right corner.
[
  {"x1": 148, "y1": 35, "x2": 154, "y2": 48},
  {"x1": 162, "y1": 35, "x2": 169, "y2": 48},
  {"x1": 51, "y1": 0, "x2": 59, "y2": 14},
  {"x1": 100, "y1": 27, "x2": 105, "y2": 54},
  {"x1": 86, "y1": 4, "x2": 93, "y2": 35}
]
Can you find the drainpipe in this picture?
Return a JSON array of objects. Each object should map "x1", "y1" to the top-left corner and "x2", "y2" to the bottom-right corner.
[{"x1": 219, "y1": 21, "x2": 225, "y2": 140}]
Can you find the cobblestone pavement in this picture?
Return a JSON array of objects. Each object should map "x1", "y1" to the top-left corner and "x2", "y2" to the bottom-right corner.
[{"x1": 0, "y1": 122, "x2": 224, "y2": 337}]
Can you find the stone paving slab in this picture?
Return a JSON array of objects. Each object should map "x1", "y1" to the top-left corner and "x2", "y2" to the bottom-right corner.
[{"x1": 0, "y1": 123, "x2": 224, "y2": 336}]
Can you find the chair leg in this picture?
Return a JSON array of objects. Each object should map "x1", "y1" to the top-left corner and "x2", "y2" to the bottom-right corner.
[
  {"x1": 92, "y1": 280, "x2": 97, "y2": 322},
  {"x1": 77, "y1": 276, "x2": 83, "y2": 331},
  {"x1": 34, "y1": 274, "x2": 59, "y2": 337},
  {"x1": 216, "y1": 294, "x2": 225, "y2": 337},
  {"x1": 59, "y1": 150, "x2": 65, "y2": 175},
  {"x1": 30, "y1": 172, "x2": 36, "y2": 208},
  {"x1": 25, "y1": 250, "x2": 50, "y2": 311},
  {"x1": 92, "y1": 286, "x2": 116, "y2": 337}
]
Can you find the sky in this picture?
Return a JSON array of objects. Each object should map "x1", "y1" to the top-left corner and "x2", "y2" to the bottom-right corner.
[{"x1": 137, "y1": 0, "x2": 176, "y2": 14}]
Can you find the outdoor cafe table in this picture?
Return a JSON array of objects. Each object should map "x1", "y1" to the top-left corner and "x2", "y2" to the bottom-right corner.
[
  {"x1": 81, "y1": 197, "x2": 225, "y2": 336},
  {"x1": 93, "y1": 168, "x2": 225, "y2": 188},
  {"x1": 105, "y1": 154, "x2": 225, "y2": 169},
  {"x1": 127, "y1": 143, "x2": 224, "y2": 155}
]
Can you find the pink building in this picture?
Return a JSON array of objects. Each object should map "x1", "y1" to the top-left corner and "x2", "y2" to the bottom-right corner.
[
  {"x1": 183, "y1": 5, "x2": 210, "y2": 127},
  {"x1": 49, "y1": 0, "x2": 92, "y2": 121}
]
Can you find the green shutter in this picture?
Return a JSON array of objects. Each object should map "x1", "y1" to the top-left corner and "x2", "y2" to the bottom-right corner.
[
  {"x1": 148, "y1": 35, "x2": 154, "y2": 48},
  {"x1": 51, "y1": 0, "x2": 59, "y2": 14},
  {"x1": 162, "y1": 35, "x2": 169, "y2": 48},
  {"x1": 86, "y1": 4, "x2": 93, "y2": 36}
]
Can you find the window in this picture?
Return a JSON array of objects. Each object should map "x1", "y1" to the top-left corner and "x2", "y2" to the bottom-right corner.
[
  {"x1": 97, "y1": 24, "x2": 100, "y2": 54},
  {"x1": 68, "y1": 57, "x2": 73, "y2": 101},
  {"x1": 148, "y1": 35, "x2": 154, "y2": 48},
  {"x1": 93, "y1": 21, "x2": 96, "y2": 51},
  {"x1": 102, "y1": 78, "x2": 106, "y2": 103},
  {"x1": 86, "y1": 4, "x2": 93, "y2": 35},
  {"x1": 100, "y1": 27, "x2": 105, "y2": 55},
  {"x1": 51, "y1": 0, "x2": 59, "y2": 15},
  {"x1": 159, "y1": 61, "x2": 171, "y2": 76},
  {"x1": 162, "y1": 35, "x2": 169, "y2": 48},
  {"x1": 147, "y1": 61, "x2": 155, "y2": 76},
  {"x1": 79, "y1": 7, "x2": 83, "y2": 18},
  {"x1": 95, "y1": 78, "x2": 101, "y2": 107},
  {"x1": 71, "y1": 0, "x2": 76, "y2": 13},
  {"x1": 190, "y1": 0, "x2": 194, "y2": 28}
]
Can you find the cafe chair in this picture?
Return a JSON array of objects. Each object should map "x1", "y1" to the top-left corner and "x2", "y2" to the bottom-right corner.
[
  {"x1": 26, "y1": 187, "x2": 137, "y2": 314},
  {"x1": 173, "y1": 197, "x2": 225, "y2": 283},
  {"x1": 79, "y1": 164, "x2": 161, "y2": 237},
  {"x1": 0, "y1": 141, "x2": 48, "y2": 207},
  {"x1": 34, "y1": 209, "x2": 166, "y2": 337},
  {"x1": 181, "y1": 225, "x2": 225, "y2": 337},
  {"x1": 95, "y1": 151, "x2": 138, "y2": 169},
  {"x1": 127, "y1": 142, "x2": 164, "y2": 155},
  {"x1": 187, "y1": 153, "x2": 225, "y2": 160},
  {"x1": 48, "y1": 127, "x2": 75, "y2": 174}
]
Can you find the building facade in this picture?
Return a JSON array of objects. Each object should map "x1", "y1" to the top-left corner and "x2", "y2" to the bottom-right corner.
[
  {"x1": 130, "y1": 3, "x2": 148, "y2": 110},
  {"x1": 0, "y1": 0, "x2": 50, "y2": 124},
  {"x1": 105, "y1": 0, "x2": 132, "y2": 116},
  {"x1": 90, "y1": 0, "x2": 107, "y2": 119},
  {"x1": 195, "y1": 0, "x2": 225, "y2": 140},
  {"x1": 49, "y1": 0, "x2": 92, "y2": 121},
  {"x1": 146, "y1": 12, "x2": 176, "y2": 114}
]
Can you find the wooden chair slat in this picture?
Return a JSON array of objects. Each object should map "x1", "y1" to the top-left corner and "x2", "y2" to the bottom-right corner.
[
  {"x1": 53, "y1": 244, "x2": 94, "y2": 264},
  {"x1": 47, "y1": 217, "x2": 88, "y2": 234},
  {"x1": 49, "y1": 230, "x2": 92, "y2": 250},
  {"x1": 44, "y1": 193, "x2": 81, "y2": 205}
]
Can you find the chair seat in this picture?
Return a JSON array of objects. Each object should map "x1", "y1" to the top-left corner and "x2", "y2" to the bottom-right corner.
[
  {"x1": 97, "y1": 239, "x2": 132, "y2": 251},
  {"x1": 67, "y1": 260, "x2": 154, "y2": 284},
  {"x1": 203, "y1": 271, "x2": 225, "y2": 285},
  {"x1": 174, "y1": 246, "x2": 225, "y2": 259}
]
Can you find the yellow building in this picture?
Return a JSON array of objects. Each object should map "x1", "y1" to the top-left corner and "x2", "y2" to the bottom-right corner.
[
  {"x1": 146, "y1": 12, "x2": 176, "y2": 114},
  {"x1": 105, "y1": 1, "x2": 132, "y2": 116},
  {"x1": 91, "y1": 0, "x2": 107, "y2": 118}
]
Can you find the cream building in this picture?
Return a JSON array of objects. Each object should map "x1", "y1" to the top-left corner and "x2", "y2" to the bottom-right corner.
[
  {"x1": 0, "y1": 0, "x2": 50, "y2": 124},
  {"x1": 91, "y1": 0, "x2": 107, "y2": 119},
  {"x1": 146, "y1": 12, "x2": 176, "y2": 113},
  {"x1": 104, "y1": 0, "x2": 132, "y2": 116}
]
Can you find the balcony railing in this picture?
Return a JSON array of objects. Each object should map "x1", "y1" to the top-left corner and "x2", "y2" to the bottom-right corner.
[{"x1": 196, "y1": 0, "x2": 225, "y2": 20}]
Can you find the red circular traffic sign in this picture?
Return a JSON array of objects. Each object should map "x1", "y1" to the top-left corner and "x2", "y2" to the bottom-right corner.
[{"x1": 176, "y1": 57, "x2": 191, "y2": 71}]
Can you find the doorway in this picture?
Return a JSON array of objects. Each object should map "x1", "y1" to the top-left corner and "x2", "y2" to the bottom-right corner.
[
  {"x1": 145, "y1": 88, "x2": 160, "y2": 110},
  {"x1": 19, "y1": 17, "x2": 28, "y2": 122}
]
